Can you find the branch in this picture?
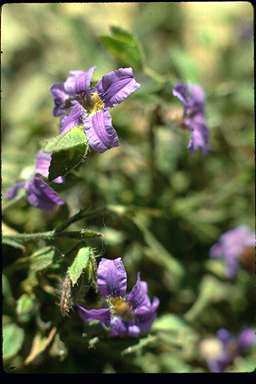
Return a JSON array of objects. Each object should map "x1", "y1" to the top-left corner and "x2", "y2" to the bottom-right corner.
[{"x1": 3, "y1": 229, "x2": 103, "y2": 243}]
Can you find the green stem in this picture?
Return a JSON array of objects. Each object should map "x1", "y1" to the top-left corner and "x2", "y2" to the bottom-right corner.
[
  {"x1": 148, "y1": 106, "x2": 162, "y2": 203},
  {"x1": 56, "y1": 206, "x2": 106, "y2": 232},
  {"x1": 4, "y1": 229, "x2": 103, "y2": 243}
]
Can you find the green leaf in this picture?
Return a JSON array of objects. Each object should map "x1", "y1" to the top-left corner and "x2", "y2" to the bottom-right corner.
[
  {"x1": 2, "y1": 274, "x2": 14, "y2": 303},
  {"x1": 152, "y1": 314, "x2": 198, "y2": 354},
  {"x1": 121, "y1": 335, "x2": 156, "y2": 355},
  {"x1": 30, "y1": 246, "x2": 55, "y2": 272},
  {"x1": 48, "y1": 143, "x2": 88, "y2": 181},
  {"x1": 87, "y1": 251, "x2": 97, "y2": 288},
  {"x1": 41, "y1": 125, "x2": 89, "y2": 181},
  {"x1": 100, "y1": 26, "x2": 144, "y2": 71},
  {"x1": 2, "y1": 237, "x2": 25, "y2": 252},
  {"x1": 152, "y1": 314, "x2": 190, "y2": 333},
  {"x1": 184, "y1": 276, "x2": 231, "y2": 322},
  {"x1": 3, "y1": 323, "x2": 25, "y2": 360},
  {"x1": 42, "y1": 125, "x2": 87, "y2": 153},
  {"x1": 16, "y1": 294, "x2": 35, "y2": 316},
  {"x1": 67, "y1": 247, "x2": 91, "y2": 286}
]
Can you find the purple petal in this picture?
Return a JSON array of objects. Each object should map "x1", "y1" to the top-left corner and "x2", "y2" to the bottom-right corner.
[
  {"x1": 127, "y1": 325, "x2": 141, "y2": 337},
  {"x1": 187, "y1": 115, "x2": 208, "y2": 154},
  {"x1": 134, "y1": 297, "x2": 159, "y2": 334},
  {"x1": 35, "y1": 151, "x2": 64, "y2": 184},
  {"x1": 224, "y1": 252, "x2": 239, "y2": 278},
  {"x1": 5, "y1": 181, "x2": 25, "y2": 200},
  {"x1": 173, "y1": 83, "x2": 205, "y2": 114},
  {"x1": 83, "y1": 109, "x2": 119, "y2": 152},
  {"x1": 25, "y1": 175, "x2": 64, "y2": 210},
  {"x1": 217, "y1": 329, "x2": 231, "y2": 345},
  {"x1": 35, "y1": 150, "x2": 51, "y2": 178},
  {"x1": 52, "y1": 176, "x2": 65, "y2": 184},
  {"x1": 96, "y1": 67, "x2": 140, "y2": 108},
  {"x1": 187, "y1": 84, "x2": 205, "y2": 106},
  {"x1": 127, "y1": 273, "x2": 151, "y2": 309},
  {"x1": 210, "y1": 243, "x2": 224, "y2": 259},
  {"x1": 97, "y1": 257, "x2": 127, "y2": 298},
  {"x1": 173, "y1": 84, "x2": 190, "y2": 105},
  {"x1": 135, "y1": 297, "x2": 159, "y2": 319},
  {"x1": 211, "y1": 227, "x2": 255, "y2": 278},
  {"x1": 60, "y1": 101, "x2": 85, "y2": 134},
  {"x1": 238, "y1": 328, "x2": 256, "y2": 350},
  {"x1": 235, "y1": 226, "x2": 255, "y2": 248},
  {"x1": 207, "y1": 359, "x2": 224, "y2": 373},
  {"x1": 64, "y1": 67, "x2": 95, "y2": 95},
  {"x1": 50, "y1": 83, "x2": 69, "y2": 117},
  {"x1": 109, "y1": 317, "x2": 127, "y2": 337},
  {"x1": 76, "y1": 305, "x2": 111, "y2": 327}
]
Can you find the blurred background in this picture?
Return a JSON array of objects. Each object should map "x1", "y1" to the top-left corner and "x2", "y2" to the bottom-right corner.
[{"x1": 2, "y1": 3, "x2": 255, "y2": 373}]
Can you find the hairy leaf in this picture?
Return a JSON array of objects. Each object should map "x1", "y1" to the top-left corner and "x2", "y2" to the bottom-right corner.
[
  {"x1": 67, "y1": 247, "x2": 91, "y2": 286},
  {"x1": 3, "y1": 323, "x2": 25, "y2": 360},
  {"x1": 101, "y1": 26, "x2": 144, "y2": 71},
  {"x1": 30, "y1": 246, "x2": 55, "y2": 272},
  {"x1": 48, "y1": 143, "x2": 88, "y2": 181},
  {"x1": 42, "y1": 125, "x2": 87, "y2": 153}
]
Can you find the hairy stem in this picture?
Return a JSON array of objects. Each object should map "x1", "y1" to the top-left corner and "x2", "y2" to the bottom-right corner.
[
  {"x1": 56, "y1": 206, "x2": 106, "y2": 232},
  {"x1": 4, "y1": 229, "x2": 103, "y2": 243}
]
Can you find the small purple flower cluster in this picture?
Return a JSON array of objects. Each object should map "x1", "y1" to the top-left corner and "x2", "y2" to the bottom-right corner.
[
  {"x1": 6, "y1": 67, "x2": 140, "y2": 210},
  {"x1": 203, "y1": 328, "x2": 256, "y2": 372},
  {"x1": 172, "y1": 84, "x2": 209, "y2": 154},
  {"x1": 6, "y1": 151, "x2": 65, "y2": 210},
  {"x1": 210, "y1": 226, "x2": 255, "y2": 278},
  {"x1": 77, "y1": 257, "x2": 159, "y2": 337},
  {"x1": 51, "y1": 67, "x2": 140, "y2": 152}
]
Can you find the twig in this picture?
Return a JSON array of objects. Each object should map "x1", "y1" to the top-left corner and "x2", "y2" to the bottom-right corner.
[
  {"x1": 4, "y1": 229, "x2": 103, "y2": 243},
  {"x1": 55, "y1": 206, "x2": 106, "y2": 232}
]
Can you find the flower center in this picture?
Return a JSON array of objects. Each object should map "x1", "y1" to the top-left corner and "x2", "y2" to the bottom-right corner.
[
  {"x1": 199, "y1": 338, "x2": 223, "y2": 360},
  {"x1": 86, "y1": 92, "x2": 105, "y2": 116},
  {"x1": 107, "y1": 297, "x2": 134, "y2": 321},
  {"x1": 240, "y1": 245, "x2": 254, "y2": 272}
]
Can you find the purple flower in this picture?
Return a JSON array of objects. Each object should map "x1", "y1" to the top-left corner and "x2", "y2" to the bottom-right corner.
[
  {"x1": 51, "y1": 67, "x2": 140, "y2": 153},
  {"x1": 35, "y1": 151, "x2": 64, "y2": 184},
  {"x1": 206, "y1": 328, "x2": 256, "y2": 372},
  {"x1": 172, "y1": 84, "x2": 209, "y2": 154},
  {"x1": 77, "y1": 257, "x2": 159, "y2": 337},
  {"x1": 6, "y1": 151, "x2": 64, "y2": 210},
  {"x1": 238, "y1": 329, "x2": 256, "y2": 350},
  {"x1": 210, "y1": 226, "x2": 255, "y2": 278}
]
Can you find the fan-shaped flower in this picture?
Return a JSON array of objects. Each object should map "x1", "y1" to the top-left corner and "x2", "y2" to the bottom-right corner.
[
  {"x1": 6, "y1": 151, "x2": 64, "y2": 210},
  {"x1": 77, "y1": 257, "x2": 159, "y2": 337},
  {"x1": 172, "y1": 84, "x2": 209, "y2": 154},
  {"x1": 202, "y1": 328, "x2": 256, "y2": 372},
  {"x1": 210, "y1": 226, "x2": 255, "y2": 278},
  {"x1": 50, "y1": 67, "x2": 140, "y2": 153}
]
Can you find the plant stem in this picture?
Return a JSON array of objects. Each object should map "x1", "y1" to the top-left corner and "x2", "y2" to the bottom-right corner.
[
  {"x1": 56, "y1": 206, "x2": 106, "y2": 232},
  {"x1": 4, "y1": 229, "x2": 103, "y2": 243},
  {"x1": 148, "y1": 106, "x2": 162, "y2": 203}
]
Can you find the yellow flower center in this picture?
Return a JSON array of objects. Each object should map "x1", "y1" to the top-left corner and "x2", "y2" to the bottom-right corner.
[
  {"x1": 87, "y1": 92, "x2": 105, "y2": 116},
  {"x1": 107, "y1": 297, "x2": 134, "y2": 321},
  {"x1": 199, "y1": 338, "x2": 223, "y2": 360}
]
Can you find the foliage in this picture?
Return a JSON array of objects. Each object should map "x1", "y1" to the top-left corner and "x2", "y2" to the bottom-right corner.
[{"x1": 2, "y1": 3, "x2": 255, "y2": 373}]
